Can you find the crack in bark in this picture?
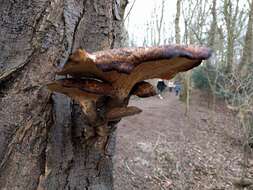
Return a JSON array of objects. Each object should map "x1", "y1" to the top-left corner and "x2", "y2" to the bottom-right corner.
[
  {"x1": 31, "y1": 1, "x2": 52, "y2": 43},
  {"x1": 0, "y1": 49, "x2": 36, "y2": 86},
  {"x1": 59, "y1": 11, "x2": 70, "y2": 68},
  {"x1": 0, "y1": 1, "x2": 51, "y2": 83},
  {"x1": 70, "y1": 0, "x2": 88, "y2": 53},
  {"x1": 110, "y1": 29, "x2": 116, "y2": 49},
  {"x1": 85, "y1": 178, "x2": 90, "y2": 190},
  {"x1": 0, "y1": 97, "x2": 52, "y2": 190}
]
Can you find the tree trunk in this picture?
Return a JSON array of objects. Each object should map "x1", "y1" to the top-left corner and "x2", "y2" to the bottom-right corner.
[
  {"x1": 175, "y1": 0, "x2": 181, "y2": 44},
  {"x1": 239, "y1": 0, "x2": 253, "y2": 75},
  {"x1": 223, "y1": 0, "x2": 239, "y2": 73},
  {"x1": 156, "y1": 0, "x2": 165, "y2": 46},
  {"x1": 0, "y1": 0, "x2": 127, "y2": 189},
  {"x1": 208, "y1": 0, "x2": 217, "y2": 56}
]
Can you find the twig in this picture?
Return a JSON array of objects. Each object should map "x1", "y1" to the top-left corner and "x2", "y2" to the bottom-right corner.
[
  {"x1": 123, "y1": 0, "x2": 137, "y2": 23},
  {"x1": 124, "y1": 158, "x2": 136, "y2": 175}
]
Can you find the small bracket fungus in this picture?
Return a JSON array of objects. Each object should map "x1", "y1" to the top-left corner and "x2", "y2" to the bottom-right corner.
[{"x1": 47, "y1": 45, "x2": 211, "y2": 149}]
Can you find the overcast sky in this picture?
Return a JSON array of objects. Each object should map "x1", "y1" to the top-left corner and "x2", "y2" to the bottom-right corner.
[
  {"x1": 124, "y1": 0, "x2": 249, "y2": 46},
  {"x1": 124, "y1": 0, "x2": 179, "y2": 46},
  {"x1": 125, "y1": 0, "x2": 176, "y2": 24}
]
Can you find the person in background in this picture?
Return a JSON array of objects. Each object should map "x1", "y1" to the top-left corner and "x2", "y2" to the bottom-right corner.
[
  {"x1": 168, "y1": 81, "x2": 174, "y2": 92},
  {"x1": 174, "y1": 81, "x2": 181, "y2": 96},
  {"x1": 157, "y1": 79, "x2": 167, "y2": 99}
]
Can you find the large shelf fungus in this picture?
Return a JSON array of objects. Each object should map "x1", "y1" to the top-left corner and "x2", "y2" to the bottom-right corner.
[{"x1": 47, "y1": 45, "x2": 211, "y2": 146}]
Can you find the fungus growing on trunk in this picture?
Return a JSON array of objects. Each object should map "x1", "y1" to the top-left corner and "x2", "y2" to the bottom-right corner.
[
  {"x1": 47, "y1": 45, "x2": 211, "y2": 149},
  {"x1": 131, "y1": 81, "x2": 157, "y2": 98}
]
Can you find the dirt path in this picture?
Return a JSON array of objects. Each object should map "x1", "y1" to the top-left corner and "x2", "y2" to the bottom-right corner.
[{"x1": 113, "y1": 91, "x2": 253, "y2": 190}]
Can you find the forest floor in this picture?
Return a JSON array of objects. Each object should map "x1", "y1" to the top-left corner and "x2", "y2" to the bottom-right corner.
[{"x1": 113, "y1": 90, "x2": 253, "y2": 190}]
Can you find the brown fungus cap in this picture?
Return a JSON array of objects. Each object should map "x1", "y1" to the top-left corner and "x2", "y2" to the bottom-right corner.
[
  {"x1": 93, "y1": 45, "x2": 212, "y2": 74},
  {"x1": 130, "y1": 81, "x2": 157, "y2": 98},
  {"x1": 47, "y1": 78, "x2": 114, "y2": 124},
  {"x1": 48, "y1": 45, "x2": 212, "y2": 123},
  {"x1": 106, "y1": 106, "x2": 142, "y2": 121},
  {"x1": 58, "y1": 45, "x2": 211, "y2": 75},
  {"x1": 47, "y1": 78, "x2": 114, "y2": 97},
  {"x1": 57, "y1": 45, "x2": 211, "y2": 100}
]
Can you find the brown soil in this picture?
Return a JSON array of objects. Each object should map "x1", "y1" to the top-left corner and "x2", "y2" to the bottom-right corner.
[{"x1": 113, "y1": 90, "x2": 253, "y2": 190}]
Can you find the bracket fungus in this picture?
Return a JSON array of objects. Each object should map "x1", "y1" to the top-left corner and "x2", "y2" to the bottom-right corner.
[{"x1": 47, "y1": 45, "x2": 211, "y2": 140}]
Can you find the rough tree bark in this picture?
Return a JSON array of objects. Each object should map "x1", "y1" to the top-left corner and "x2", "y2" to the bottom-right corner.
[{"x1": 0, "y1": 0, "x2": 127, "y2": 189}]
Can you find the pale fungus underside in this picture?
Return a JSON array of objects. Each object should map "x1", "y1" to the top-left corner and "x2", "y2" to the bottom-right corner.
[{"x1": 47, "y1": 45, "x2": 211, "y2": 128}]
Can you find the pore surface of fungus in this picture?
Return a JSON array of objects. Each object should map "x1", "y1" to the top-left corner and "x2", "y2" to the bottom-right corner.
[{"x1": 48, "y1": 45, "x2": 211, "y2": 128}]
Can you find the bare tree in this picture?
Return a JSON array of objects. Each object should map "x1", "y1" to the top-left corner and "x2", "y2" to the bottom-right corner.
[
  {"x1": 223, "y1": 0, "x2": 240, "y2": 72},
  {"x1": 156, "y1": 0, "x2": 165, "y2": 45},
  {"x1": 180, "y1": 0, "x2": 205, "y2": 115},
  {"x1": 217, "y1": 71, "x2": 253, "y2": 187},
  {"x1": 208, "y1": 0, "x2": 218, "y2": 51},
  {"x1": 147, "y1": 0, "x2": 166, "y2": 46},
  {"x1": 175, "y1": 0, "x2": 182, "y2": 44},
  {"x1": 239, "y1": 0, "x2": 253, "y2": 75}
]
